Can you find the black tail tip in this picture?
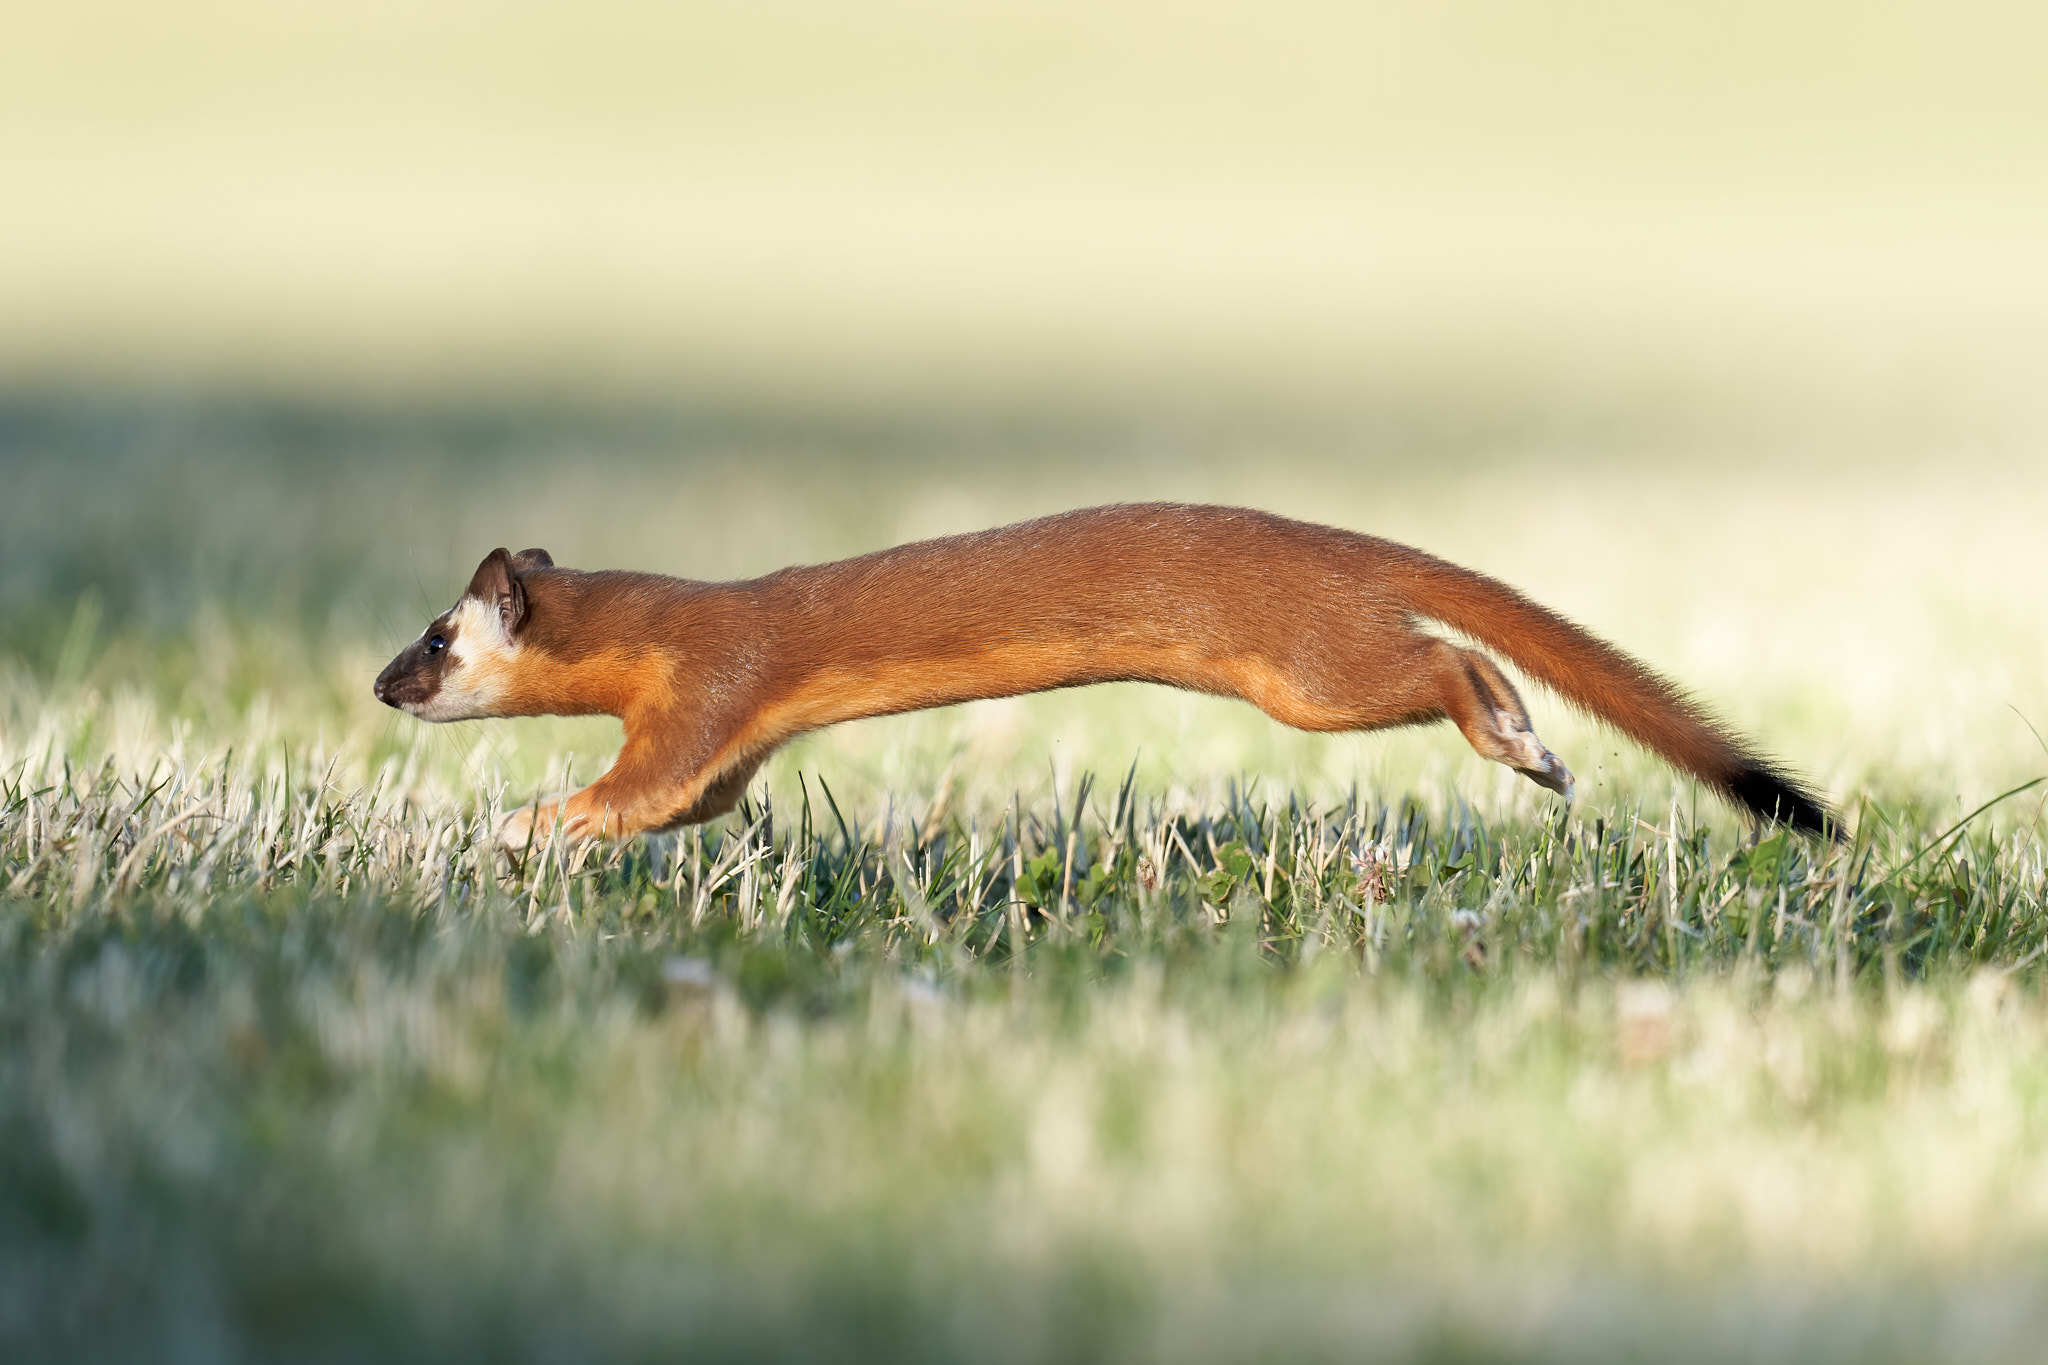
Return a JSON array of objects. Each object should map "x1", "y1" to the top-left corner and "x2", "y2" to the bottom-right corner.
[{"x1": 1726, "y1": 762, "x2": 1843, "y2": 841}]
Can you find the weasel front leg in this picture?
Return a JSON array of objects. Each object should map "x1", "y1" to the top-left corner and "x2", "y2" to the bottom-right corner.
[{"x1": 496, "y1": 716, "x2": 770, "y2": 851}]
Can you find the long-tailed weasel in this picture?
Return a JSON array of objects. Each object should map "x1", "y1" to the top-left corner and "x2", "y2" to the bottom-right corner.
[{"x1": 373, "y1": 503, "x2": 1835, "y2": 846}]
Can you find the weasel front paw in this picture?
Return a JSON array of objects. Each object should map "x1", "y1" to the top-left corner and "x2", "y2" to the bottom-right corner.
[{"x1": 497, "y1": 804, "x2": 553, "y2": 853}]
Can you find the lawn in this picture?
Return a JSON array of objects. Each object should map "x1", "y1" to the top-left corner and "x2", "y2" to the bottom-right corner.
[{"x1": 4, "y1": 395, "x2": 2046, "y2": 1361}]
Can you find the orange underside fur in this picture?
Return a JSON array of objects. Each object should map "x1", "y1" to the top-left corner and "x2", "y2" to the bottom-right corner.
[{"x1": 475, "y1": 503, "x2": 1829, "y2": 842}]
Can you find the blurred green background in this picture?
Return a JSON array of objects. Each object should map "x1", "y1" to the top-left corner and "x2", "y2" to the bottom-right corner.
[
  {"x1": 4, "y1": 0, "x2": 2046, "y2": 410},
  {"x1": 4, "y1": 0, "x2": 2046, "y2": 814}
]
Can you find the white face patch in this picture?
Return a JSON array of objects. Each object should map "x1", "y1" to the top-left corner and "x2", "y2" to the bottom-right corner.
[{"x1": 407, "y1": 597, "x2": 521, "y2": 722}]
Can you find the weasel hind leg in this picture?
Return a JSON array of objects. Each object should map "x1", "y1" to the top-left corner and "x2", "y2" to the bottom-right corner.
[
  {"x1": 1251, "y1": 629, "x2": 1574, "y2": 801},
  {"x1": 1429, "y1": 641, "x2": 1575, "y2": 801}
]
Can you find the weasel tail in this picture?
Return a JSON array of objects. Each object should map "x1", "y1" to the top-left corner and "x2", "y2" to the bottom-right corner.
[
  {"x1": 372, "y1": 504, "x2": 1836, "y2": 845},
  {"x1": 1377, "y1": 554, "x2": 1835, "y2": 837}
]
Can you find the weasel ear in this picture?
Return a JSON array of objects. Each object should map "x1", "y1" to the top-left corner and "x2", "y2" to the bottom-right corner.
[
  {"x1": 509, "y1": 547, "x2": 554, "y2": 572},
  {"x1": 464, "y1": 548, "x2": 529, "y2": 634}
]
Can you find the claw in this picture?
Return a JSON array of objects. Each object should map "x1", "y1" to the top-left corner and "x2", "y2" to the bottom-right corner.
[{"x1": 1519, "y1": 750, "x2": 1575, "y2": 801}]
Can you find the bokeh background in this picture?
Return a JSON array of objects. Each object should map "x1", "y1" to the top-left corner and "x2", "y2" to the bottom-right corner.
[{"x1": 5, "y1": 0, "x2": 2046, "y2": 822}]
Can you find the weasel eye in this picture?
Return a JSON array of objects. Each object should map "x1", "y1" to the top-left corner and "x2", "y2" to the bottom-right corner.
[{"x1": 427, "y1": 634, "x2": 448, "y2": 654}]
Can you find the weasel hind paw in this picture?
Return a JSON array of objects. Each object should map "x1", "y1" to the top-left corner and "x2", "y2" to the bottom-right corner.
[{"x1": 1519, "y1": 751, "x2": 1576, "y2": 801}]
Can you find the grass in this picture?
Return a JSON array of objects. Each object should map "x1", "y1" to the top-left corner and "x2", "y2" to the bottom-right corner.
[
  {"x1": 8, "y1": 738, "x2": 2048, "y2": 1362},
  {"x1": 5, "y1": 396, "x2": 2048, "y2": 1361}
]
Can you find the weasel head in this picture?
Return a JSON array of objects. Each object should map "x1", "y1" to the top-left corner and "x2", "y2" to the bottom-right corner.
[{"x1": 373, "y1": 547, "x2": 553, "y2": 722}]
